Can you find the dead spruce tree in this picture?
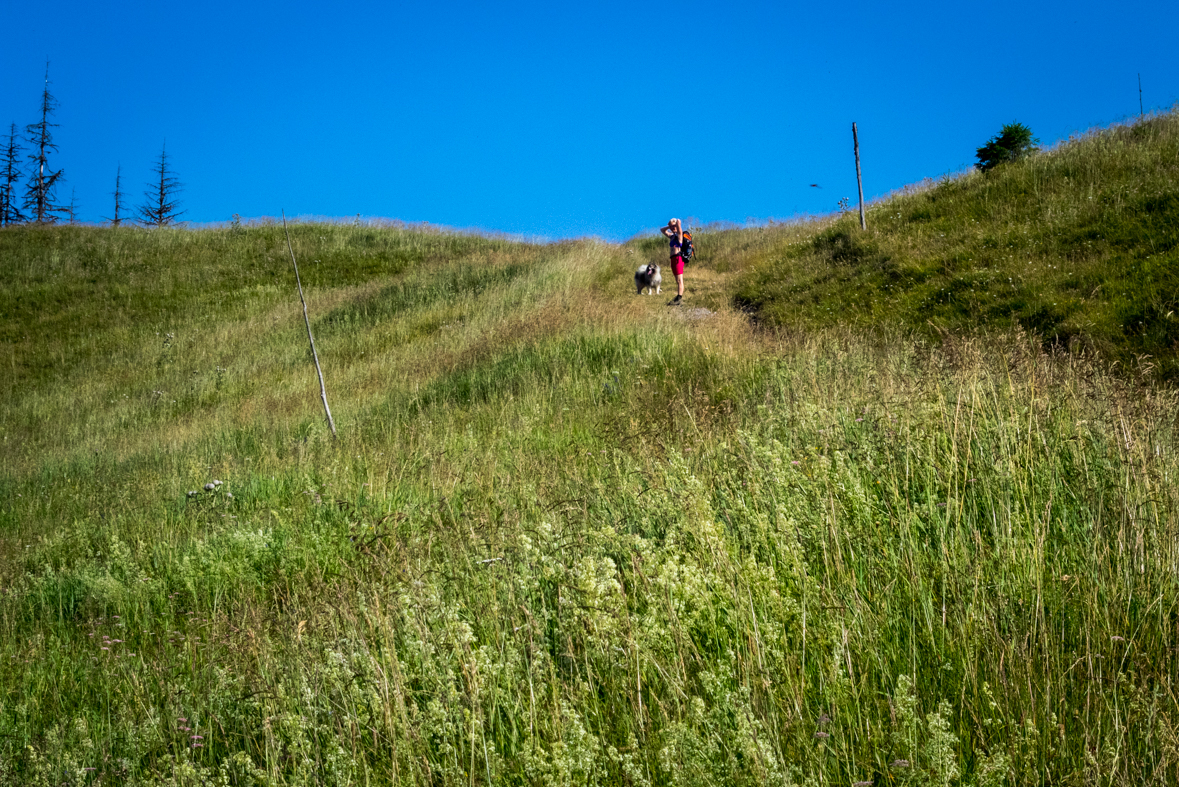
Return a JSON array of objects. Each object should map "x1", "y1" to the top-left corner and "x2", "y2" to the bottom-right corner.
[
  {"x1": 104, "y1": 164, "x2": 127, "y2": 226},
  {"x1": 137, "y1": 143, "x2": 184, "y2": 227},
  {"x1": 24, "y1": 63, "x2": 66, "y2": 224},
  {"x1": 64, "y1": 188, "x2": 79, "y2": 224},
  {"x1": 0, "y1": 123, "x2": 24, "y2": 226}
]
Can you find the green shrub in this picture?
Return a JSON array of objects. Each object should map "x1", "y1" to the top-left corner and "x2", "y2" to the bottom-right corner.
[{"x1": 975, "y1": 122, "x2": 1039, "y2": 172}]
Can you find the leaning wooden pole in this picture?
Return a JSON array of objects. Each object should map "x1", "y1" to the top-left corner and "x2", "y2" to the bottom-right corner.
[
  {"x1": 853, "y1": 122, "x2": 867, "y2": 231},
  {"x1": 283, "y1": 211, "x2": 337, "y2": 438}
]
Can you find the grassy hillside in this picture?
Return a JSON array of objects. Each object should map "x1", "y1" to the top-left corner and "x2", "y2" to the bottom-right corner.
[
  {"x1": 1, "y1": 116, "x2": 1179, "y2": 785},
  {"x1": 734, "y1": 110, "x2": 1179, "y2": 377}
]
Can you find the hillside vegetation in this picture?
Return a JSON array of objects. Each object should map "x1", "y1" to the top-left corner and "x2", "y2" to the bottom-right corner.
[
  {"x1": 736, "y1": 110, "x2": 1179, "y2": 377},
  {"x1": 1, "y1": 114, "x2": 1178, "y2": 786}
]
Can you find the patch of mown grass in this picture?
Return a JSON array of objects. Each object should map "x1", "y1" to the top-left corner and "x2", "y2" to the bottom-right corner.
[
  {"x1": 0, "y1": 222, "x2": 530, "y2": 393},
  {"x1": 319, "y1": 261, "x2": 532, "y2": 333},
  {"x1": 734, "y1": 110, "x2": 1179, "y2": 376}
]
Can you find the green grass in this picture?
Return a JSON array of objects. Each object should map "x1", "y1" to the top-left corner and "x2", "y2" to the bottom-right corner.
[
  {"x1": 1, "y1": 115, "x2": 1179, "y2": 785},
  {"x1": 734, "y1": 110, "x2": 1179, "y2": 377}
]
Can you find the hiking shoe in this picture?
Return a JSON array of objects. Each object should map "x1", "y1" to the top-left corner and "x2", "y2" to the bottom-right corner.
[{"x1": 672, "y1": 294, "x2": 682, "y2": 305}]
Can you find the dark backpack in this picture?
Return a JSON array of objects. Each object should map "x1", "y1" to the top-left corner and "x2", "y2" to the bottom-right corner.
[{"x1": 681, "y1": 232, "x2": 695, "y2": 263}]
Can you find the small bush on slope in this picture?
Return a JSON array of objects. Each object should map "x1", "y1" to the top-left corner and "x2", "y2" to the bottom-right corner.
[{"x1": 975, "y1": 121, "x2": 1040, "y2": 172}]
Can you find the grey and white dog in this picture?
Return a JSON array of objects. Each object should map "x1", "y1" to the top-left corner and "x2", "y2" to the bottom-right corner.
[{"x1": 635, "y1": 263, "x2": 662, "y2": 295}]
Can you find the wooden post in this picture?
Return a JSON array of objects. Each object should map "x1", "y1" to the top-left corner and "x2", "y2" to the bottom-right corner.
[
  {"x1": 853, "y1": 123, "x2": 867, "y2": 231},
  {"x1": 1139, "y1": 73, "x2": 1144, "y2": 118},
  {"x1": 282, "y1": 211, "x2": 338, "y2": 438}
]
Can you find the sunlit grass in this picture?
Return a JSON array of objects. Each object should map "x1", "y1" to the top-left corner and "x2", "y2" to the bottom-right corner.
[
  {"x1": 734, "y1": 109, "x2": 1179, "y2": 377},
  {"x1": 1, "y1": 114, "x2": 1179, "y2": 785}
]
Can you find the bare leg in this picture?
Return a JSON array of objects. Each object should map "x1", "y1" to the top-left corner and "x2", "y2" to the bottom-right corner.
[{"x1": 676, "y1": 273, "x2": 684, "y2": 297}]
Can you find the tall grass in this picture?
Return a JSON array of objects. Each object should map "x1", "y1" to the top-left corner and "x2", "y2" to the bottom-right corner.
[{"x1": 4, "y1": 320, "x2": 1177, "y2": 785}]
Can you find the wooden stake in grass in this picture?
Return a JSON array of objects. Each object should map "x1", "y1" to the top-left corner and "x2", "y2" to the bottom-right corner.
[
  {"x1": 283, "y1": 210, "x2": 337, "y2": 438},
  {"x1": 853, "y1": 122, "x2": 867, "y2": 231}
]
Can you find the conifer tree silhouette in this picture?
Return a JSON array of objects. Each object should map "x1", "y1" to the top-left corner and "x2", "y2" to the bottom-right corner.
[
  {"x1": 137, "y1": 143, "x2": 184, "y2": 227},
  {"x1": 65, "y1": 188, "x2": 80, "y2": 224},
  {"x1": 104, "y1": 164, "x2": 127, "y2": 227},
  {"x1": 24, "y1": 62, "x2": 66, "y2": 224},
  {"x1": 0, "y1": 123, "x2": 24, "y2": 226}
]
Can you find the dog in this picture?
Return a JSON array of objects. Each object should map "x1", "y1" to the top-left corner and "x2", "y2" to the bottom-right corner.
[{"x1": 635, "y1": 263, "x2": 662, "y2": 295}]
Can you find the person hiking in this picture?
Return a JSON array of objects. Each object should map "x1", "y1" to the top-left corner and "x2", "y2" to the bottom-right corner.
[{"x1": 660, "y1": 218, "x2": 685, "y2": 304}]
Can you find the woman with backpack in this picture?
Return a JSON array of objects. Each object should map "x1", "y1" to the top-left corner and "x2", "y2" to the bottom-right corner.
[{"x1": 660, "y1": 218, "x2": 685, "y2": 304}]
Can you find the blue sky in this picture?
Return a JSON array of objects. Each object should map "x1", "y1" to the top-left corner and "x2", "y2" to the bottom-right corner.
[{"x1": 2, "y1": 0, "x2": 1176, "y2": 240}]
